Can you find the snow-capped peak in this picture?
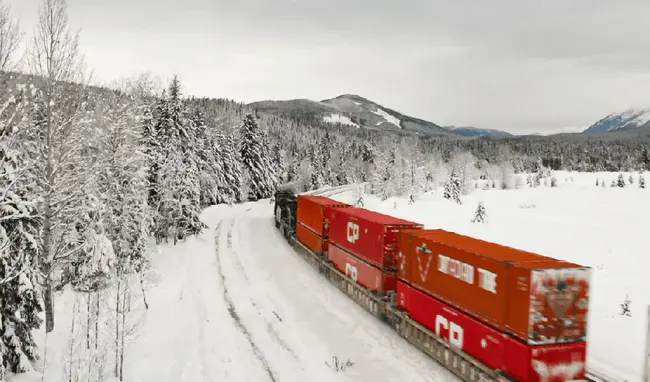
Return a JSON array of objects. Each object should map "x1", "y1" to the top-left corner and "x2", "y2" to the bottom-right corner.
[{"x1": 583, "y1": 108, "x2": 650, "y2": 133}]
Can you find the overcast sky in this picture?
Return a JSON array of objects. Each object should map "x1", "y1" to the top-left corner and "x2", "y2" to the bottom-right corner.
[{"x1": 5, "y1": 0, "x2": 650, "y2": 134}]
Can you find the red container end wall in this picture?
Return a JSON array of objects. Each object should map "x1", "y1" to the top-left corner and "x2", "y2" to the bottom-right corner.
[
  {"x1": 296, "y1": 222, "x2": 328, "y2": 256},
  {"x1": 328, "y1": 243, "x2": 396, "y2": 296},
  {"x1": 502, "y1": 337, "x2": 586, "y2": 382},
  {"x1": 328, "y1": 207, "x2": 423, "y2": 270},
  {"x1": 296, "y1": 195, "x2": 351, "y2": 237},
  {"x1": 397, "y1": 281, "x2": 588, "y2": 381}
]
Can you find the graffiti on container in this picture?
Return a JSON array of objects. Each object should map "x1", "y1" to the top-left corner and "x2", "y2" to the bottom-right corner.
[
  {"x1": 531, "y1": 359, "x2": 585, "y2": 381},
  {"x1": 435, "y1": 253, "x2": 498, "y2": 294},
  {"x1": 435, "y1": 314, "x2": 465, "y2": 349},
  {"x1": 438, "y1": 254, "x2": 475, "y2": 284},
  {"x1": 416, "y1": 243, "x2": 433, "y2": 282},
  {"x1": 345, "y1": 263, "x2": 358, "y2": 282},
  {"x1": 477, "y1": 268, "x2": 497, "y2": 294},
  {"x1": 529, "y1": 268, "x2": 590, "y2": 344},
  {"x1": 346, "y1": 222, "x2": 360, "y2": 243}
]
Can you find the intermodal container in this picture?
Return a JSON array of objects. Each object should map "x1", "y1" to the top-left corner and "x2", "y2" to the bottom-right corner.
[
  {"x1": 296, "y1": 222, "x2": 328, "y2": 256},
  {"x1": 397, "y1": 281, "x2": 507, "y2": 370},
  {"x1": 503, "y1": 336, "x2": 587, "y2": 382},
  {"x1": 296, "y1": 195, "x2": 351, "y2": 237},
  {"x1": 328, "y1": 243, "x2": 396, "y2": 295},
  {"x1": 397, "y1": 281, "x2": 587, "y2": 382},
  {"x1": 328, "y1": 207, "x2": 423, "y2": 270},
  {"x1": 400, "y1": 229, "x2": 591, "y2": 345}
]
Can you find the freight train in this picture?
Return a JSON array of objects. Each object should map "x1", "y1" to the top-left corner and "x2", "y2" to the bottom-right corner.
[{"x1": 273, "y1": 187, "x2": 591, "y2": 382}]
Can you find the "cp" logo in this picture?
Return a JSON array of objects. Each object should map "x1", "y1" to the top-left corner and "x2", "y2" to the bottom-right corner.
[
  {"x1": 345, "y1": 263, "x2": 358, "y2": 281},
  {"x1": 347, "y1": 222, "x2": 360, "y2": 243}
]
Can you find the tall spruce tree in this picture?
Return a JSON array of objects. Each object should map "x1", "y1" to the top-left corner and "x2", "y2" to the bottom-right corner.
[
  {"x1": 239, "y1": 114, "x2": 277, "y2": 200},
  {"x1": 0, "y1": 143, "x2": 43, "y2": 378}
]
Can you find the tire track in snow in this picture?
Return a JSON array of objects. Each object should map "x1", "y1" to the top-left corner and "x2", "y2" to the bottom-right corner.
[
  {"x1": 232, "y1": 218, "x2": 300, "y2": 361},
  {"x1": 215, "y1": 219, "x2": 278, "y2": 382}
]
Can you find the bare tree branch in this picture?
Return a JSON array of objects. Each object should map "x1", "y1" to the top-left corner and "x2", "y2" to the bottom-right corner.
[{"x1": 0, "y1": 0, "x2": 22, "y2": 72}]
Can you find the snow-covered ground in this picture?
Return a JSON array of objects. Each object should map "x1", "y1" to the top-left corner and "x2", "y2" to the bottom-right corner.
[
  {"x1": 329, "y1": 170, "x2": 649, "y2": 382},
  {"x1": 371, "y1": 107, "x2": 402, "y2": 128},
  {"x1": 11, "y1": 170, "x2": 648, "y2": 382},
  {"x1": 16, "y1": 187, "x2": 458, "y2": 382},
  {"x1": 323, "y1": 113, "x2": 360, "y2": 128}
]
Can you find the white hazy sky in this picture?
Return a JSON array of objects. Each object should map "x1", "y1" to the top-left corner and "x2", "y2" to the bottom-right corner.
[{"x1": 5, "y1": 0, "x2": 650, "y2": 135}]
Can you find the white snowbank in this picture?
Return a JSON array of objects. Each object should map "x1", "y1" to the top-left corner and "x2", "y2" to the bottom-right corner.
[{"x1": 330, "y1": 170, "x2": 650, "y2": 382}]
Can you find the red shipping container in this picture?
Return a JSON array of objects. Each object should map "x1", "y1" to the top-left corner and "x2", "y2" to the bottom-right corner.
[
  {"x1": 397, "y1": 280, "x2": 507, "y2": 370},
  {"x1": 400, "y1": 229, "x2": 591, "y2": 345},
  {"x1": 328, "y1": 207, "x2": 423, "y2": 270},
  {"x1": 397, "y1": 281, "x2": 587, "y2": 382},
  {"x1": 503, "y1": 336, "x2": 586, "y2": 382},
  {"x1": 296, "y1": 222, "x2": 328, "y2": 255},
  {"x1": 328, "y1": 243, "x2": 396, "y2": 295},
  {"x1": 296, "y1": 195, "x2": 351, "y2": 237}
]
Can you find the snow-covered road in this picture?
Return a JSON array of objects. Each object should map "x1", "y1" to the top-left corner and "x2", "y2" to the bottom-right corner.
[{"x1": 123, "y1": 196, "x2": 459, "y2": 382}]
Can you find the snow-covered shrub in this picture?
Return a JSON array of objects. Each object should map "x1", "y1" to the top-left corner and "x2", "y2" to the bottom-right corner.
[
  {"x1": 617, "y1": 173, "x2": 625, "y2": 188},
  {"x1": 472, "y1": 202, "x2": 488, "y2": 223},
  {"x1": 326, "y1": 356, "x2": 355, "y2": 372},
  {"x1": 620, "y1": 295, "x2": 631, "y2": 317},
  {"x1": 640, "y1": 174, "x2": 646, "y2": 189}
]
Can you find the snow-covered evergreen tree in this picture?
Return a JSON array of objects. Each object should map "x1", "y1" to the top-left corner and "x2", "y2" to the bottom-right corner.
[
  {"x1": 642, "y1": 147, "x2": 650, "y2": 171},
  {"x1": 192, "y1": 109, "x2": 222, "y2": 208},
  {"x1": 617, "y1": 173, "x2": 625, "y2": 187},
  {"x1": 67, "y1": 194, "x2": 116, "y2": 292},
  {"x1": 221, "y1": 133, "x2": 244, "y2": 203},
  {"x1": 271, "y1": 143, "x2": 286, "y2": 185},
  {"x1": 149, "y1": 77, "x2": 205, "y2": 243},
  {"x1": 444, "y1": 168, "x2": 462, "y2": 204},
  {"x1": 640, "y1": 174, "x2": 646, "y2": 189},
  {"x1": 0, "y1": 142, "x2": 43, "y2": 378},
  {"x1": 239, "y1": 113, "x2": 278, "y2": 200}
]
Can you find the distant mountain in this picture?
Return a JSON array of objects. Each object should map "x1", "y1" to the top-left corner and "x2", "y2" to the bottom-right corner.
[
  {"x1": 249, "y1": 94, "x2": 507, "y2": 138},
  {"x1": 444, "y1": 125, "x2": 513, "y2": 137},
  {"x1": 583, "y1": 109, "x2": 650, "y2": 133}
]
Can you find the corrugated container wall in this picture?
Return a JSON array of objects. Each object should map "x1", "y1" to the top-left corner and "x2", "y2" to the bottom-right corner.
[
  {"x1": 400, "y1": 229, "x2": 590, "y2": 345},
  {"x1": 328, "y1": 207, "x2": 423, "y2": 270},
  {"x1": 329, "y1": 244, "x2": 396, "y2": 295},
  {"x1": 296, "y1": 222, "x2": 329, "y2": 255},
  {"x1": 296, "y1": 195, "x2": 351, "y2": 237},
  {"x1": 397, "y1": 280, "x2": 587, "y2": 382}
]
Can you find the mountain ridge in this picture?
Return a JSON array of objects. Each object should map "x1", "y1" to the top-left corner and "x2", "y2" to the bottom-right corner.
[
  {"x1": 583, "y1": 108, "x2": 650, "y2": 133},
  {"x1": 249, "y1": 94, "x2": 512, "y2": 138}
]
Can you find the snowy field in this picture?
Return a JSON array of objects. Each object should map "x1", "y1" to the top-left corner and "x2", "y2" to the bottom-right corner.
[
  {"x1": 328, "y1": 170, "x2": 649, "y2": 382},
  {"x1": 10, "y1": 170, "x2": 648, "y2": 382}
]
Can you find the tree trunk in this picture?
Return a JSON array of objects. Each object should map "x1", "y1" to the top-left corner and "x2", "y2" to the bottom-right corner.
[
  {"x1": 95, "y1": 292, "x2": 99, "y2": 349},
  {"x1": 42, "y1": 203, "x2": 55, "y2": 333},
  {"x1": 114, "y1": 278, "x2": 121, "y2": 378},
  {"x1": 86, "y1": 292, "x2": 91, "y2": 349}
]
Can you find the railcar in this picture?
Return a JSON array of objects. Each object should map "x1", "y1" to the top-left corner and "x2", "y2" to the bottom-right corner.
[{"x1": 273, "y1": 188, "x2": 590, "y2": 382}]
